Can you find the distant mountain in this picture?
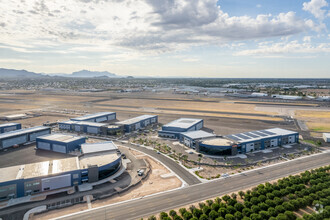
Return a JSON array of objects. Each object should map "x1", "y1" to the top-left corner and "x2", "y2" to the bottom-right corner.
[
  {"x1": 0, "y1": 68, "x2": 45, "y2": 78},
  {"x1": 70, "y1": 70, "x2": 118, "y2": 78},
  {"x1": 0, "y1": 68, "x2": 123, "y2": 78}
]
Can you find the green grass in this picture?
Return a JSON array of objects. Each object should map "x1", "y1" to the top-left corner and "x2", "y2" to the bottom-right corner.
[{"x1": 311, "y1": 127, "x2": 328, "y2": 132}]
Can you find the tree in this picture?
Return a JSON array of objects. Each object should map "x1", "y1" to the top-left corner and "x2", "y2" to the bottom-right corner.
[
  {"x1": 193, "y1": 209, "x2": 202, "y2": 218},
  {"x1": 282, "y1": 202, "x2": 294, "y2": 211},
  {"x1": 222, "y1": 195, "x2": 231, "y2": 203},
  {"x1": 160, "y1": 212, "x2": 169, "y2": 220},
  {"x1": 224, "y1": 214, "x2": 235, "y2": 220},
  {"x1": 238, "y1": 191, "x2": 245, "y2": 199},
  {"x1": 183, "y1": 212, "x2": 193, "y2": 220},
  {"x1": 259, "y1": 211, "x2": 270, "y2": 219},
  {"x1": 244, "y1": 201, "x2": 252, "y2": 209},
  {"x1": 227, "y1": 205, "x2": 236, "y2": 215},
  {"x1": 234, "y1": 203, "x2": 244, "y2": 212},
  {"x1": 276, "y1": 213, "x2": 288, "y2": 220},
  {"x1": 258, "y1": 202, "x2": 269, "y2": 211},
  {"x1": 199, "y1": 214, "x2": 208, "y2": 220},
  {"x1": 250, "y1": 197, "x2": 259, "y2": 205},
  {"x1": 206, "y1": 200, "x2": 214, "y2": 206},
  {"x1": 268, "y1": 207, "x2": 277, "y2": 217},
  {"x1": 148, "y1": 216, "x2": 156, "y2": 220},
  {"x1": 202, "y1": 206, "x2": 211, "y2": 215},
  {"x1": 275, "y1": 205, "x2": 285, "y2": 214},
  {"x1": 209, "y1": 210, "x2": 219, "y2": 220},
  {"x1": 178, "y1": 153, "x2": 183, "y2": 161},
  {"x1": 250, "y1": 213, "x2": 262, "y2": 220},
  {"x1": 251, "y1": 205, "x2": 261, "y2": 214},
  {"x1": 169, "y1": 210, "x2": 177, "y2": 217},
  {"x1": 242, "y1": 208, "x2": 252, "y2": 217},
  {"x1": 227, "y1": 199, "x2": 237, "y2": 206},
  {"x1": 214, "y1": 197, "x2": 222, "y2": 204},
  {"x1": 173, "y1": 215, "x2": 183, "y2": 220},
  {"x1": 266, "y1": 199, "x2": 276, "y2": 208},
  {"x1": 284, "y1": 211, "x2": 296, "y2": 220},
  {"x1": 231, "y1": 193, "x2": 237, "y2": 200},
  {"x1": 234, "y1": 211, "x2": 243, "y2": 220},
  {"x1": 179, "y1": 208, "x2": 187, "y2": 216},
  {"x1": 258, "y1": 195, "x2": 266, "y2": 203},
  {"x1": 212, "y1": 203, "x2": 220, "y2": 211},
  {"x1": 218, "y1": 208, "x2": 228, "y2": 218}
]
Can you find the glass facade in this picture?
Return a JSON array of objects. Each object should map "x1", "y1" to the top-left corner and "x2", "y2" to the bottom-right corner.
[
  {"x1": 99, "y1": 160, "x2": 121, "y2": 180},
  {"x1": 199, "y1": 145, "x2": 232, "y2": 156}
]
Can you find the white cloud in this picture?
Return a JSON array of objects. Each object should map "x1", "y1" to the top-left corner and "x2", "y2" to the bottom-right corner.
[
  {"x1": 256, "y1": 4, "x2": 262, "y2": 8},
  {"x1": 303, "y1": 0, "x2": 329, "y2": 20},
  {"x1": 182, "y1": 58, "x2": 199, "y2": 62},
  {"x1": 235, "y1": 40, "x2": 330, "y2": 56},
  {"x1": 0, "y1": 58, "x2": 32, "y2": 63},
  {"x1": 0, "y1": 0, "x2": 316, "y2": 55}
]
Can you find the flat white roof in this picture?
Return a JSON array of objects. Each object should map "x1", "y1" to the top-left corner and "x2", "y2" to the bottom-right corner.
[
  {"x1": 61, "y1": 120, "x2": 106, "y2": 127},
  {"x1": 38, "y1": 134, "x2": 85, "y2": 143},
  {"x1": 71, "y1": 112, "x2": 115, "y2": 121},
  {"x1": 0, "y1": 123, "x2": 20, "y2": 128},
  {"x1": 81, "y1": 141, "x2": 118, "y2": 154},
  {"x1": 323, "y1": 133, "x2": 330, "y2": 138},
  {"x1": 163, "y1": 118, "x2": 202, "y2": 129},
  {"x1": 116, "y1": 115, "x2": 157, "y2": 125},
  {"x1": 0, "y1": 157, "x2": 79, "y2": 183},
  {"x1": 181, "y1": 130, "x2": 215, "y2": 139},
  {"x1": 0, "y1": 126, "x2": 49, "y2": 139}
]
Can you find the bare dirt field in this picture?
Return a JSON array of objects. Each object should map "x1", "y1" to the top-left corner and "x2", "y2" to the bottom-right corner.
[{"x1": 295, "y1": 110, "x2": 330, "y2": 132}]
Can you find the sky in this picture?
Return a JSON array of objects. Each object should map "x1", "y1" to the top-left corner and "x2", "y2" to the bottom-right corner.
[{"x1": 0, "y1": 0, "x2": 330, "y2": 78}]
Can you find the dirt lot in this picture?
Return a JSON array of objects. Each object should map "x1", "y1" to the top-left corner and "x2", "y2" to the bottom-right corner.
[
  {"x1": 34, "y1": 151, "x2": 182, "y2": 220},
  {"x1": 295, "y1": 110, "x2": 330, "y2": 133}
]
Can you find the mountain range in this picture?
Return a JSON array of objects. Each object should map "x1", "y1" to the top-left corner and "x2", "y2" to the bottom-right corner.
[{"x1": 0, "y1": 68, "x2": 122, "y2": 78}]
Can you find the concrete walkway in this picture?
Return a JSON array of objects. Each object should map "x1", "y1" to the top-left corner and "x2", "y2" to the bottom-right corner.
[{"x1": 23, "y1": 205, "x2": 46, "y2": 220}]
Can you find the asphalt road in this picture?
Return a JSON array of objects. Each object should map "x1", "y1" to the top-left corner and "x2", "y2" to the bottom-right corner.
[
  {"x1": 116, "y1": 141, "x2": 201, "y2": 185},
  {"x1": 58, "y1": 151, "x2": 330, "y2": 220}
]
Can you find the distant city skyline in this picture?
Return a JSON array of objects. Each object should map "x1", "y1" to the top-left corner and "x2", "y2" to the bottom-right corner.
[{"x1": 0, "y1": 0, "x2": 329, "y2": 78}]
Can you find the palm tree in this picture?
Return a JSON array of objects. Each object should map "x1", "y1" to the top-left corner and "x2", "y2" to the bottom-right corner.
[{"x1": 178, "y1": 153, "x2": 182, "y2": 161}]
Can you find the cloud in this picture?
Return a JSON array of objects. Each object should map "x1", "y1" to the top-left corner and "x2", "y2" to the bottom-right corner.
[
  {"x1": 0, "y1": 58, "x2": 32, "y2": 63},
  {"x1": 303, "y1": 0, "x2": 329, "y2": 20},
  {"x1": 0, "y1": 0, "x2": 319, "y2": 55},
  {"x1": 235, "y1": 40, "x2": 330, "y2": 56},
  {"x1": 256, "y1": 4, "x2": 262, "y2": 8}
]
